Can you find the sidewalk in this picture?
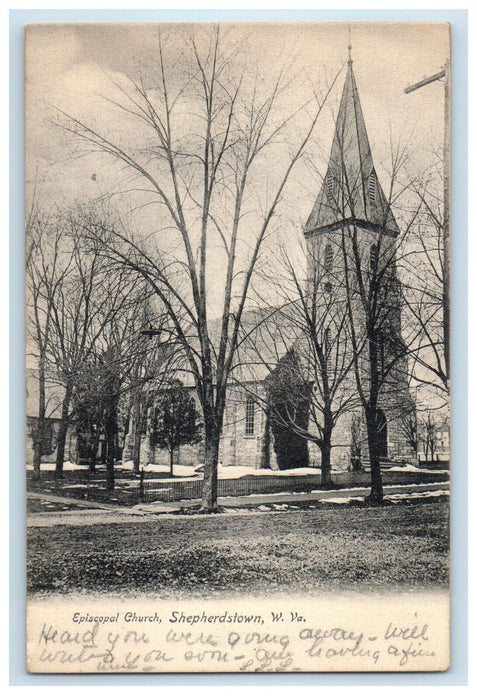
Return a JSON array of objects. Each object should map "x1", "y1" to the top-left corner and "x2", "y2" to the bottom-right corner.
[{"x1": 27, "y1": 491, "x2": 129, "y2": 511}]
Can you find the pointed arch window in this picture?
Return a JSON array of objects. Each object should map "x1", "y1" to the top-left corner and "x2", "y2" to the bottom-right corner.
[
  {"x1": 324, "y1": 282, "x2": 332, "y2": 295},
  {"x1": 368, "y1": 172, "x2": 377, "y2": 205},
  {"x1": 326, "y1": 172, "x2": 335, "y2": 200},
  {"x1": 324, "y1": 243, "x2": 333, "y2": 274}
]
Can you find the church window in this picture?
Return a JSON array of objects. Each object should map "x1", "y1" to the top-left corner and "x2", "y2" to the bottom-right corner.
[
  {"x1": 324, "y1": 243, "x2": 333, "y2": 274},
  {"x1": 369, "y1": 244, "x2": 378, "y2": 274},
  {"x1": 245, "y1": 397, "x2": 256, "y2": 436},
  {"x1": 324, "y1": 282, "x2": 332, "y2": 294},
  {"x1": 369, "y1": 172, "x2": 376, "y2": 204}
]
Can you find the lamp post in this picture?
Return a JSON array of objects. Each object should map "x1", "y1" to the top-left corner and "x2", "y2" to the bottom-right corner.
[
  {"x1": 138, "y1": 326, "x2": 170, "y2": 468},
  {"x1": 404, "y1": 60, "x2": 450, "y2": 388}
]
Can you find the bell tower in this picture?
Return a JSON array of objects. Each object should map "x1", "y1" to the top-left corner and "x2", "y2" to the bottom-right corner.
[{"x1": 303, "y1": 49, "x2": 415, "y2": 467}]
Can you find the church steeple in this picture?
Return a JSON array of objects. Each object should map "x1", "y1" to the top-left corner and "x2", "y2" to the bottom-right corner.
[{"x1": 304, "y1": 58, "x2": 399, "y2": 237}]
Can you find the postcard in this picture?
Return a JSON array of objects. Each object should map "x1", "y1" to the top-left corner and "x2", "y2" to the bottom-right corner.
[{"x1": 25, "y1": 21, "x2": 451, "y2": 673}]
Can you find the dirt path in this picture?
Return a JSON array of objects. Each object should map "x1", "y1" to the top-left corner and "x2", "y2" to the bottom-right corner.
[{"x1": 27, "y1": 491, "x2": 124, "y2": 510}]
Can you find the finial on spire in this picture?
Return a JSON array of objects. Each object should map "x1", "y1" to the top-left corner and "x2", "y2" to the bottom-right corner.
[{"x1": 347, "y1": 27, "x2": 353, "y2": 65}]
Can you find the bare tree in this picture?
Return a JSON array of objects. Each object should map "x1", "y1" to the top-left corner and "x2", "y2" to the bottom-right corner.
[
  {"x1": 26, "y1": 205, "x2": 75, "y2": 479},
  {"x1": 339, "y1": 204, "x2": 413, "y2": 502},
  {"x1": 420, "y1": 412, "x2": 438, "y2": 462},
  {"x1": 401, "y1": 157, "x2": 449, "y2": 398},
  {"x1": 33, "y1": 210, "x2": 156, "y2": 479},
  {"x1": 70, "y1": 261, "x2": 178, "y2": 490},
  {"x1": 399, "y1": 409, "x2": 418, "y2": 459},
  {"x1": 236, "y1": 239, "x2": 360, "y2": 486},
  {"x1": 57, "y1": 27, "x2": 340, "y2": 510}
]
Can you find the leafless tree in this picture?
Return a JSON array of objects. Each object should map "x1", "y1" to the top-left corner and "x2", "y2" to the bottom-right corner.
[
  {"x1": 319, "y1": 129, "x2": 418, "y2": 502},
  {"x1": 401, "y1": 156, "x2": 449, "y2": 398},
  {"x1": 420, "y1": 411, "x2": 438, "y2": 462},
  {"x1": 85, "y1": 289, "x2": 180, "y2": 490},
  {"x1": 26, "y1": 204, "x2": 75, "y2": 479},
  {"x1": 56, "y1": 26, "x2": 340, "y2": 510},
  {"x1": 30, "y1": 209, "x2": 158, "y2": 479},
  {"x1": 235, "y1": 239, "x2": 360, "y2": 486},
  {"x1": 399, "y1": 410, "x2": 418, "y2": 458}
]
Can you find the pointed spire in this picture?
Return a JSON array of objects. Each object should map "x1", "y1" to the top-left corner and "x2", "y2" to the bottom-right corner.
[
  {"x1": 347, "y1": 27, "x2": 353, "y2": 66},
  {"x1": 304, "y1": 54, "x2": 399, "y2": 237}
]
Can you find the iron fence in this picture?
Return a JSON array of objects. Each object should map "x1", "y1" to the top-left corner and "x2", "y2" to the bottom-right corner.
[
  {"x1": 137, "y1": 464, "x2": 447, "y2": 504},
  {"x1": 138, "y1": 472, "x2": 322, "y2": 503}
]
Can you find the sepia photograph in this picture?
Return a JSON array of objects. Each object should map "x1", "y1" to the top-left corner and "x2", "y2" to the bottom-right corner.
[{"x1": 24, "y1": 21, "x2": 451, "y2": 673}]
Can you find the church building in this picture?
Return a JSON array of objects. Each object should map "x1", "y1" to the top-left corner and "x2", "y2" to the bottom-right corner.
[{"x1": 130, "y1": 52, "x2": 416, "y2": 472}]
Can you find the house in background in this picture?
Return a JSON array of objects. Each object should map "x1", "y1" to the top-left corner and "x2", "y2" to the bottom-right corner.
[
  {"x1": 26, "y1": 368, "x2": 109, "y2": 466},
  {"x1": 26, "y1": 367, "x2": 75, "y2": 465}
]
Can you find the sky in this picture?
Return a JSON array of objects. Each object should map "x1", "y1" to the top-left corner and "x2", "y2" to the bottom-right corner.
[
  {"x1": 25, "y1": 22, "x2": 450, "y2": 316},
  {"x1": 26, "y1": 22, "x2": 449, "y2": 179}
]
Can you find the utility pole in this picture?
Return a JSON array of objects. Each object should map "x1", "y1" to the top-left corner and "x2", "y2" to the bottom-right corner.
[{"x1": 405, "y1": 60, "x2": 450, "y2": 389}]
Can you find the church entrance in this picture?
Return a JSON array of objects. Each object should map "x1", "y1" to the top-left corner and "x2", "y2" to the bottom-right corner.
[{"x1": 376, "y1": 409, "x2": 388, "y2": 459}]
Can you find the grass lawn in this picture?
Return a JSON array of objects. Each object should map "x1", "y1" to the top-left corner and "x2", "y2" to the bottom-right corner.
[
  {"x1": 26, "y1": 468, "x2": 178, "y2": 507},
  {"x1": 27, "y1": 499, "x2": 449, "y2": 597}
]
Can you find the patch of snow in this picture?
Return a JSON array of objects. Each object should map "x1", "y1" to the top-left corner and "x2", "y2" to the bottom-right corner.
[
  {"x1": 118, "y1": 462, "x2": 198, "y2": 477},
  {"x1": 26, "y1": 461, "x2": 87, "y2": 472},
  {"x1": 387, "y1": 465, "x2": 449, "y2": 474},
  {"x1": 319, "y1": 489, "x2": 449, "y2": 506},
  {"x1": 325, "y1": 496, "x2": 365, "y2": 504},
  {"x1": 386, "y1": 490, "x2": 449, "y2": 501}
]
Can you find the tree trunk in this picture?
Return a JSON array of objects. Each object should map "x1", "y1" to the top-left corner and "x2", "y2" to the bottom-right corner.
[
  {"x1": 31, "y1": 419, "x2": 44, "y2": 481},
  {"x1": 320, "y1": 413, "x2": 334, "y2": 487},
  {"x1": 32, "y1": 433, "x2": 42, "y2": 481},
  {"x1": 132, "y1": 396, "x2": 143, "y2": 475},
  {"x1": 260, "y1": 408, "x2": 271, "y2": 470},
  {"x1": 32, "y1": 361, "x2": 47, "y2": 481},
  {"x1": 88, "y1": 431, "x2": 99, "y2": 475},
  {"x1": 320, "y1": 440, "x2": 333, "y2": 487},
  {"x1": 132, "y1": 431, "x2": 142, "y2": 475},
  {"x1": 201, "y1": 422, "x2": 220, "y2": 512},
  {"x1": 169, "y1": 446, "x2": 174, "y2": 477},
  {"x1": 365, "y1": 408, "x2": 383, "y2": 503},
  {"x1": 105, "y1": 427, "x2": 115, "y2": 492},
  {"x1": 55, "y1": 386, "x2": 72, "y2": 479},
  {"x1": 147, "y1": 440, "x2": 156, "y2": 466}
]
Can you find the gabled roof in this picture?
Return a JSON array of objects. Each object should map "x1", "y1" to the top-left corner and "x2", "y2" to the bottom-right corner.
[{"x1": 305, "y1": 58, "x2": 399, "y2": 237}]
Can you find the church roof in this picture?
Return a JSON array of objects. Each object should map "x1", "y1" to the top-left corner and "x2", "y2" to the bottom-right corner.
[{"x1": 304, "y1": 58, "x2": 399, "y2": 237}]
